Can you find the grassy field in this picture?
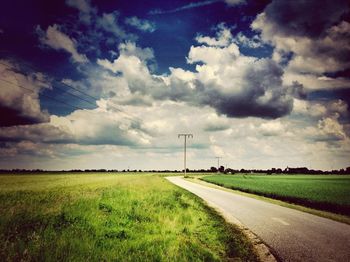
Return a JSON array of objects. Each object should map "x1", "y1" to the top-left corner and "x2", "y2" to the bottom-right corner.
[
  {"x1": 201, "y1": 174, "x2": 350, "y2": 216},
  {"x1": 0, "y1": 173, "x2": 258, "y2": 261}
]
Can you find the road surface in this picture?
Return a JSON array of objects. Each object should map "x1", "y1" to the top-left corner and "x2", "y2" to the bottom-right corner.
[{"x1": 166, "y1": 176, "x2": 350, "y2": 262}]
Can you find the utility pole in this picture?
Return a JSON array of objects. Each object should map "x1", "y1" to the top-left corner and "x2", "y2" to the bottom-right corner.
[
  {"x1": 178, "y1": 134, "x2": 193, "y2": 176},
  {"x1": 216, "y1": 157, "x2": 222, "y2": 173}
]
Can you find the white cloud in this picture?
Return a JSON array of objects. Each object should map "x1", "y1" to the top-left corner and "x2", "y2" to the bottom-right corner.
[
  {"x1": 292, "y1": 99, "x2": 327, "y2": 118},
  {"x1": 259, "y1": 121, "x2": 285, "y2": 136},
  {"x1": 98, "y1": 30, "x2": 293, "y2": 120},
  {"x1": 234, "y1": 32, "x2": 262, "y2": 48},
  {"x1": 97, "y1": 51, "x2": 156, "y2": 96},
  {"x1": 317, "y1": 114, "x2": 347, "y2": 141},
  {"x1": 37, "y1": 24, "x2": 88, "y2": 63},
  {"x1": 196, "y1": 23, "x2": 234, "y2": 47},
  {"x1": 125, "y1": 16, "x2": 156, "y2": 32},
  {"x1": 118, "y1": 42, "x2": 155, "y2": 62}
]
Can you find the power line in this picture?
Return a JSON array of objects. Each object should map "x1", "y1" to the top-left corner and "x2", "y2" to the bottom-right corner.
[
  {"x1": 0, "y1": 78, "x2": 85, "y2": 111},
  {"x1": 0, "y1": 61, "x2": 97, "y2": 105},
  {"x1": 0, "y1": 61, "x2": 143, "y2": 124}
]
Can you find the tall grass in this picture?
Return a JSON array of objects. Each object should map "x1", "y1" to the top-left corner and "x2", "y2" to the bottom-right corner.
[
  {"x1": 0, "y1": 174, "x2": 257, "y2": 261},
  {"x1": 201, "y1": 174, "x2": 350, "y2": 216}
]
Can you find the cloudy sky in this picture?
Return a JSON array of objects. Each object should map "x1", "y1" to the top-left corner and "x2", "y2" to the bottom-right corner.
[{"x1": 0, "y1": 0, "x2": 349, "y2": 171}]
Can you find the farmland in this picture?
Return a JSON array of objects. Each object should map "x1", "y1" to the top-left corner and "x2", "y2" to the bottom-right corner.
[
  {"x1": 0, "y1": 173, "x2": 257, "y2": 261},
  {"x1": 201, "y1": 174, "x2": 350, "y2": 216}
]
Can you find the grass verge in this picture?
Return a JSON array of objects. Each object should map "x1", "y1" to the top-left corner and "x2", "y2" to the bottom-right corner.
[{"x1": 0, "y1": 173, "x2": 258, "y2": 261}]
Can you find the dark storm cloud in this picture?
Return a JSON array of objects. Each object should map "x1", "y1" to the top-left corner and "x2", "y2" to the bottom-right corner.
[
  {"x1": 0, "y1": 119, "x2": 144, "y2": 147},
  {"x1": 0, "y1": 61, "x2": 50, "y2": 127},
  {"x1": 253, "y1": 0, "x2": 350, "y2": 74},
  {"x1": 0, "y1": 124, "x2": 72, "y2": 143},
  {"x1": 0, "y1": 106, "x2": 47, "y2": 127},
  {"x1": 263, "y1": 0, "x2": 349, "y2": 38},
  {"x1": 170, "y1": 62, "x2": 292, "y2": 119},
  {"x1": 193, "y1": 59, "x2": 293, "y2": 119}
]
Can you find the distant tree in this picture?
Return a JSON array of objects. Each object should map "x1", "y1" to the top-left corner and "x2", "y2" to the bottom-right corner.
[
  {"x1": 210, "y1": 166, "x2": 217, "y2": 172},
  {"x1": 225, "y1": 168, "x2": 235, "y2": 174},
  {"x1": 218, "y1": 166, "x2": 225, "y2": 173}
]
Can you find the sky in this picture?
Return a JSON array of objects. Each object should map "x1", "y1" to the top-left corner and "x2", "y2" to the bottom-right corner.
[{"x1": 0, "y1": 0, "x2": 349, "y2": 171}]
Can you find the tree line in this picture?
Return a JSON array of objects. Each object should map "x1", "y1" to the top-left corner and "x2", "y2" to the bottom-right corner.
[{"x1": 0, "y1": 166, "x2": 350, "y2": 174}]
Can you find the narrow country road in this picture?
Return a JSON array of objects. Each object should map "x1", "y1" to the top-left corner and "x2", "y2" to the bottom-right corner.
[{"x1": 166, "y1": 176, "x2": 350, "y2": 262}]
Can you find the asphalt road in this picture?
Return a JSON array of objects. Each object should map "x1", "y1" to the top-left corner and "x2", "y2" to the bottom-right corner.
[{"x1": 166, "y1": 176, "x2": 350, "y2": 262}]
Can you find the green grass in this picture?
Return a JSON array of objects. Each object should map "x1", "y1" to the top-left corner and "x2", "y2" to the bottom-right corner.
[
  {"x1": 0, "y1": 173, "x2": 257, "y2": 261},
  {"x1": 201, "y1": 174, "x2": 350, "y2": 216}
]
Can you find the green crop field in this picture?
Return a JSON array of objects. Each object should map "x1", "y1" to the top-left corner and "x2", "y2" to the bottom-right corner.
[
  {"x1": 0, "y1": 173, "x2": 257, "y2": 262},
  {"x1": 201, "y1": 174, "x2": 350, "y2": 216}
]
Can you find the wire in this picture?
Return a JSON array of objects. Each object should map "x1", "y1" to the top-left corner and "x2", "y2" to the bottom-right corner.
[
  {"x1": 0, "y1": 61, "x2": 143, "y2": 124},
  {"x1": 0, "y1": 77, "x2": 86, "y2": 111}
]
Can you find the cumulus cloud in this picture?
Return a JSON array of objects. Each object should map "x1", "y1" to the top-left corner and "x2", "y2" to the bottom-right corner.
[
  {"x1": 125, "y1": 16, "x2": 156, "y2": 32},
  {"x1": 196, "y1": 23, "x2": 234, "y2": 47},
  {"x1": 98, "y1": 31, "x2": 295, "y2": 119},
  {"x1": 98, "y1": 52, "x2": 154, "y2": 94},
  {"x1": 252, "y1": 0, "x2": 350, "y2": 91},
  {"x1": 37, "y1": 24, "x2": 88, "y2": 63},
  {"x1": 186, "y1": 25, "x2": 294, "y2": 119},
  {"x1": 0, "y1": 60, "x2": 50, "y2": 127},
  {"x1": 234, "y1": 32, "x2": 263, "y2": 48},
  {"x1": 189, "y1": 55, "x2": 293, "y2": 118},
  {"x1": 118, "y1": 42, "x2": 155, "y2": 62}
]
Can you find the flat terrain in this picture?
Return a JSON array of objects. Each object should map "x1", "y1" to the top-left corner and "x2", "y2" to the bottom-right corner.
[
  {"x1": 168, "y1": 176, "x2": 350, "y2": 262},
  {"x1": 202, "y1": 174, "x2": 350, "y2": 215},
  {"x1": 0, "y1": 173, "x2": 257, "y2": 261}
]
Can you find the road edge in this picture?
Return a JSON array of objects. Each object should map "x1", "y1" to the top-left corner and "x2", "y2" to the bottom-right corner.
[
  {"x1": 166, "y1": 177, "x2": 278, "y2": 262},
  {"x1": 198, "y1": 193, "x2": 278, "y2": 262}
]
